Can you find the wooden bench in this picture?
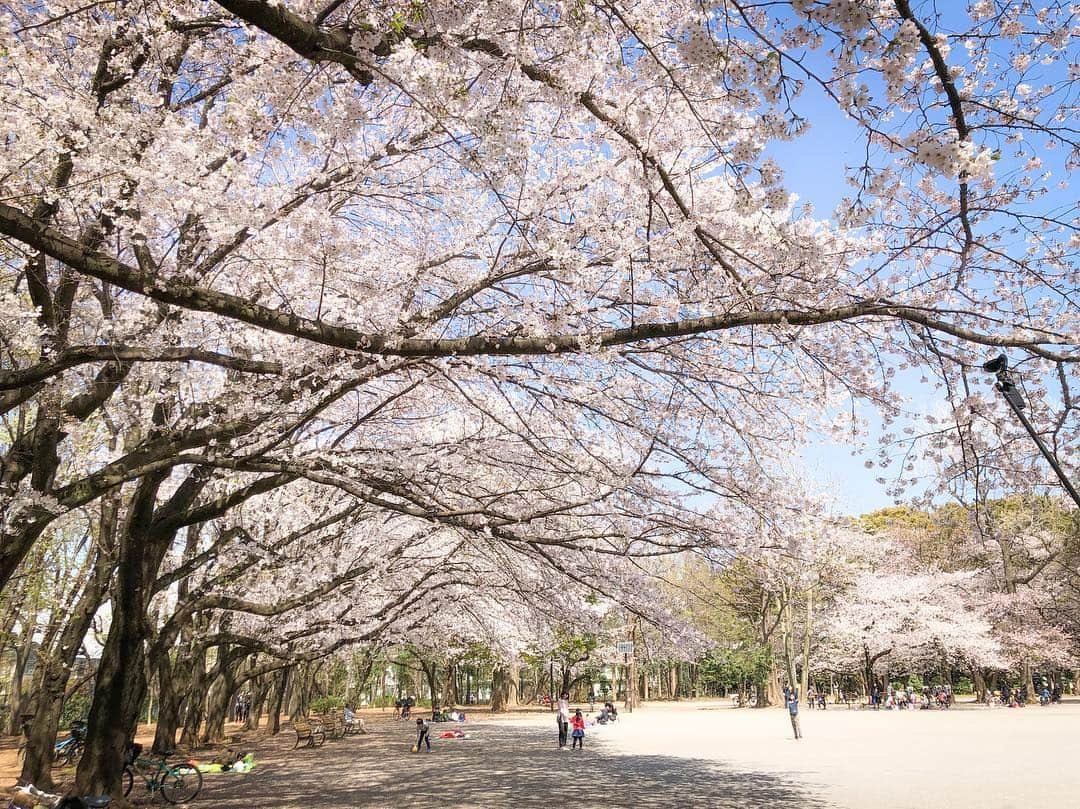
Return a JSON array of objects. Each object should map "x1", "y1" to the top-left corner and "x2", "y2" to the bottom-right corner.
[
  {"x1": 313, "y1": 713, "x2": 343, "y2": 740},
  {"x1": 293, "y1": 719, "x2": 326, "y2": 749}
]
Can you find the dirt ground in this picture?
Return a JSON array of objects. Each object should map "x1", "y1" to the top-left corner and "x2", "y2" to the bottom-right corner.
[{"x1": 3, "y1": 700, "x2": 1078, "y2": 808}]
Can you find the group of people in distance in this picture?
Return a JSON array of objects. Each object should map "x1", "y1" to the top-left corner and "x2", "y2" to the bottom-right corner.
[
  {"x1": 404, "y1": 690, "x2": 621, "y2": 754},
  {"x1": 231, "y1": 692, "x2": 252, "y2": 723},
  {"x1": 393, "y1": 696, "x2": 416, "y2": 719},
  {"x1": 1000, "y1": 680, "x2": 1062, "y2": 707},
  {"x1": 865, "y1": 684, "x2": 952, "y2": 710}
]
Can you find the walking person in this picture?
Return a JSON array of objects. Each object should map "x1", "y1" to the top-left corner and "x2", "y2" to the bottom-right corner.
[
  {"x1": 556, "y1": 691, "x2": 570, "y2": 750},
  {"x1": 570, "y1": 709, "x2": 585, "y2": 750},
  {"x1": 786, "y1": 688, "x2": 802, "y2": 740}
]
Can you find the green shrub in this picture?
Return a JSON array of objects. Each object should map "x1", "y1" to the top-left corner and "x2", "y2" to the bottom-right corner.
[{"x1": 309, "y1": 696, "x2": 345, "y2": 713}]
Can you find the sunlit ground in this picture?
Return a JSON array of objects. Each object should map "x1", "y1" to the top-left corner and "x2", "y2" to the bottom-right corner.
[{"x1": 196, "y1": 698, "x2": 1078, "y2": 808}]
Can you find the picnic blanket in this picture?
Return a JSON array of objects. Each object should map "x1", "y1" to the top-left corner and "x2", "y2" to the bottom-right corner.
[{"x1": 196, "y1": 752, "x2": 256, "y2": 773}]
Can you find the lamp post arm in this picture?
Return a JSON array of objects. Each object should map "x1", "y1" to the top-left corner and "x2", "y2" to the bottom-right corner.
[{"x1": 998, "y1": 382, "x2": 1080, "y2": 510}]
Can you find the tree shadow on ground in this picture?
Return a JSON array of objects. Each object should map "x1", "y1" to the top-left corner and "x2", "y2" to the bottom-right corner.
[{"x1": 202, "y1": 718, "x2": 832, "y2": 809}]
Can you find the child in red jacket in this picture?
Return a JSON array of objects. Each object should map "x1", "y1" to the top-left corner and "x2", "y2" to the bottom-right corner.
[{"x1": 570, "y1": 709, "x2": 585, "y2": 749}]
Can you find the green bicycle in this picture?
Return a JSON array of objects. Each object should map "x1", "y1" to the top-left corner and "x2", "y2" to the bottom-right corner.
[{"x1": 122, "y1": 749, "x2": 202, "y2": 804}]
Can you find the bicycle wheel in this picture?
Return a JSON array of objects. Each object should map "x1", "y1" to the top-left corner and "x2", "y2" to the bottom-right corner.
[
  {"x1": 122, "y1": 766, "x2": 134, "y2": 797},
  {"x1": 160, "y1": 764, "x2": 202, "y2": 804}
]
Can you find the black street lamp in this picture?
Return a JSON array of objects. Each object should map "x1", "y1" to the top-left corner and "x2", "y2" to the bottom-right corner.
[{"x1": 982, "y1": 354, "x2": 1080, "y2": 509}]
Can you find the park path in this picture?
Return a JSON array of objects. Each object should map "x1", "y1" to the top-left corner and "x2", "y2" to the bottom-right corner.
[{"x1": 200, "y1": 711, "x2": 827, "y2": 809}]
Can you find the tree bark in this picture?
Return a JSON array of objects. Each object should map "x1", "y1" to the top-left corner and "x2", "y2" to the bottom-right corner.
[
  {"x1": 973, "y1": 667, "x2": 987, "y2": 703},
  {"x1": 201, "y1": 652, "x2": 241, "y2": 744},
  {"x1": 439, "y1": 662, "x2": 455, "y2": 708},
  {"x1": 246, "y1": 675, "x2": 269, "y2": 730},
  {"x1": 20, "y1": 533, "x2": 114, "y2": 786},
  {"x1": 77, "y1": 455, "x2": 214, "y2": 795},
  {"x1": 6, "y1": 601, "x2": 39, "y2": 735},
  {"x1": 800, "y1": 586, "x2": 813, "y2": 702},
  {"x1": 420, "y1": 659, "x2": 439, "y2": 706},
  {"x1": 1021, "y1": 660, "x2": 1037, "y2": 704},
  {"x1": 151, "y1": 652, "x2": 189, "y2": 753},
  {"x1": 269, "y1": 667, "x2": 290, "y2": 735},
  {"x1": 490, "y1": 665, "x2": 513, "y2": 713},
  {"x1": 180, "y1": 645, "x2": 207, "y2": 748}
]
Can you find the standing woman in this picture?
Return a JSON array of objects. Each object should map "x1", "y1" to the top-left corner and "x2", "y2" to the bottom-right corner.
[{"x1": 556, "y1": 691, "x2": 571, "y2": 750}]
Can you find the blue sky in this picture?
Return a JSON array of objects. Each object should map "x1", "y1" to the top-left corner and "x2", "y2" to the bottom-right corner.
[{"x1": 758, "y1": 85, "x2": 899, "y2": 515}]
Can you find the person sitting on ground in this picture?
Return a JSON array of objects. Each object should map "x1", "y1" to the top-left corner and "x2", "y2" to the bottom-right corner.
[
  {"x1": 605, "y1": 701, "x2": 618, "y2": 721},
  {"x1": 433, "y1": 704, "x2": 455, "y2": 722},
  {"x1": 570, "y1": 709, "x2": 586, "y2": 749},
  {"x1": 597, "y1": 704, "x2": 609, "y2": 724}
]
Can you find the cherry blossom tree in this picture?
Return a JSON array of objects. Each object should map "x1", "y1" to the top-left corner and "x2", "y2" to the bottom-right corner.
[
  {"x1": 1, "y1": 0, "x2": 1077, "y2": 797},
  {"x1": 817, "y1": 566, "x2": 1006, "y2": 692}
]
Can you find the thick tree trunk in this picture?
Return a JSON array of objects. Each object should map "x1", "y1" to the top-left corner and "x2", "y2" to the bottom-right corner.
[
  {"x1": 508, "y1": 664, "x2": 520, "y2": 707},
  {"x1": 269, "y1": 667, "x2": 290, "y2": 735},
  {"x1": 421, "y1": 660, "x2": 438, "y2": 706},
  {"x1": 201, "y1": 655, "x2": 241, "y2": 744},
  {"x1": 246, "y1": 676, "x2": 269, "y2": 730},
  {"x1": 754, "y1": 662, "x2": 781, "y2": 708},
  {"x1": 19, "y1": 675, "x2": 66, "y2": 790},
  {"x1": 440, "y1": 663, "x2": 455, "y2": 708},
  {"x1": 201, "y1": 681, "x2": 232, "y2": 743},
  {"x1": 20, "y1": 540, "x2": 113, "y2": 786},
  {"x1": 77, "y1": 461, "x2": 207, "y2": 796},
  {"x1": 179, "y1": 646, "x2": 206, "y2": 748},
  {"x1": 76, "y1": 480, "x2": 164, "y2": 797},
  {"x1": 152, "y1": 654, "x2": 186, "y2": 753},
  {"x1": 1021, "y1": 660, "x2": 1037, "y2": 704},
  {"x1": 75, "y1": 602, "x2": 148, "y2": 796},
  {"x1": 973, "y1": 667, "x2": 987, "y2": 703},
  {"x1": 490, "y1": 665, "x2": 512, "y2": 713},
  {"x1": 6, "y1": 609, "x2": 38, "y2": 735}
]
